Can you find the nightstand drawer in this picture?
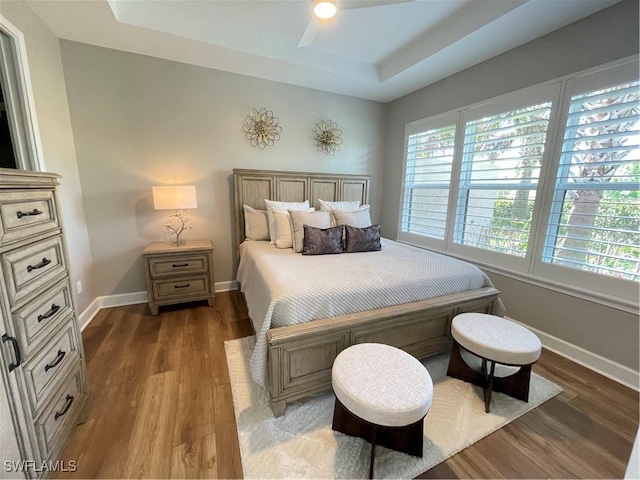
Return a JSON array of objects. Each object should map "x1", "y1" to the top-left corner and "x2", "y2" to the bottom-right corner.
[
  {"x1": 35, "y1": 362, "x2": 86, "y2": 462},
  {"x1": 13, "y1": 279, "x2": 74, "y2": 357},
  {"x1": 152, "y1": 275, "x2": 210, "y2": 300},
  {"x1": 0, "y1": 190, "x2": 59, "y2": 247},
  {"x1": 148, "y1": 254, "x2": 208, "y2": 278},
  {"x1": 1, "y1": 235, "x2": 67, "y2": 308},
  {"x1": 23, "y1": 318, "x2": 81, "y2": 416}
]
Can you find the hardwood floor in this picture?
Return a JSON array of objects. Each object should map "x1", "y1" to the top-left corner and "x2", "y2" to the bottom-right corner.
[{"x1": 54, "y1": 291, "x2": 638, "y2": 479}]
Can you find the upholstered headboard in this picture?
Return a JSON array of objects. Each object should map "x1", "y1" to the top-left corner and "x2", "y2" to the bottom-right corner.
[{"x1": 233, "y1": 168, "x2": 370, "y2": 251}]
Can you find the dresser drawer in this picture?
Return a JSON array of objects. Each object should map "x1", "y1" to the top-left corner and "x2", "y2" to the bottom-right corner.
[
  {"x1": 34, "y1": 362, "x2": 86, "y2": 462},
  {"x1": 23, "y1": 319, "x2": 81, "y2": 416},
  {"x1": 148, "y1": 253, "x2": 208, "y2": 278},
  {"x1": 0, "y1": 190, "x2": 59, "y2": 246},
  {"x1": 13, "y1": 279, "x2": 74, "y2": 357},
  {"x1": 152, "y1": 275, "x2": 210, "y2": 300},
  {"x1": 1, "y1": 235, "x2": 67, "y2": 308}
]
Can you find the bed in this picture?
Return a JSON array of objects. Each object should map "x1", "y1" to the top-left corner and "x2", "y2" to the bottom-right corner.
[{"x1": 233, "y1": 168, "x2": 503, "y2": 416}]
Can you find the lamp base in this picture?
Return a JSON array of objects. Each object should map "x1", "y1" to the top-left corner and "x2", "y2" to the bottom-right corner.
[{"x1": 164, "y1": 210, "x2": 194, "y2": 247}]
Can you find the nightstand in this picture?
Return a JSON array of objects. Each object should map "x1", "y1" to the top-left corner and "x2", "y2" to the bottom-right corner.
[{"x1": 142, "y1": 240, "x2": 215, "y2": 315}]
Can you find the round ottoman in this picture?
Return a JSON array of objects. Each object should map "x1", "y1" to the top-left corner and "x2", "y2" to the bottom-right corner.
[
  {"x1": 446, "y1": 313, "x2": 542, "y2": 413},
  {"x1": 331, "y1": 343, "x2": 433, "y2": 479}
]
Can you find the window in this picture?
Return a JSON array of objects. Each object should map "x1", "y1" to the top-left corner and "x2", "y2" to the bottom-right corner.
[
  {"x1": 402, "y1": 115, "x2": 457, "y2": 242},
  {"x1": 399, "y1": 59, "x2": 639, "y2": 305},
  {"x1": 454, "y1": 102, "x2": 552, "y2": 258},
  {"x1": 543, "y1": 79, "x2": 639, "y2": 281}
]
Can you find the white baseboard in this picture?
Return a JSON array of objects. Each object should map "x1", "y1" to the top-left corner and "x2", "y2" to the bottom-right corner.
[
  {"x1": 215, "y1": 280, "x2": 238, "y2": 292},
  {"x1": 78, "y1": 291, "x2": 147, "y2": 331},
  {"x1": 508, "y1": 316, "x2": 639, "y2": 392},
  {"x1": 79, "y1": 281, "x2": 240, "y2": 331},
  {"x1": 78, "y1": 297, "x2": 102, "y2": 331}
]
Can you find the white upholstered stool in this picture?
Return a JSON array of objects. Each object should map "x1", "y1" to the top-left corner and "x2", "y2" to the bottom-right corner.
[
  {"x1": 331, "y1": 343, "x2": 433, "y2": 479},
  {"x1": 447, "y1": 313, "x2": 541, "y2": 413}
]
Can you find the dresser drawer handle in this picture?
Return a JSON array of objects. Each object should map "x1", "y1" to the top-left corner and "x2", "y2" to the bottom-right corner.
[
  {"x1": 54, "y1": 394, "x2": 74, "y2": 421},
  {"x1": 38, "y1": 304, "x2": 60, "y2": 322},
  {"x1": 174, "y1": 283, "x2": 191, "y2": 289},
  {"x1": 45, "y1": 350, "x2": 66, "y2": 372},
  {"x1": 1, "y1": 334, "x2": 21, "y2": 372},
  {"x1": 16, "y1": 209, "x2": 43, "y2": 219},
  {"x1": 27, "y1": 257, "x2": 51, "y2": 272},
  {"x1": 172, "y1": 263, "x2": 189, "y2": 268}
]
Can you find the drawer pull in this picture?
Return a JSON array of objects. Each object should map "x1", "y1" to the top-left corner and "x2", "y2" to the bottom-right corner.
[
  {"x1": 44, "y1": 350, "x2": 66, "y2": 372},
  {"x1": 172, "y1": 263, "x2": 189, "y2": 268},
  {"x1": 27, "y1": 257, "x2": 51, "y2": 272},
  {"x1": 1, "y1": 334, "x2": 21, "y2": 372},
  {"x1": 16, "y1": 209, "x2": 43, "y2": 219},
  {"x1": 38, "y1": 304, "x2": 60, "y2": 322},
  {"x1": 54, "y1": 394, "x2": 74, "y2": 421},
  {"x1": 174, "y1": 283, "x2": 191, "y2": 289}
]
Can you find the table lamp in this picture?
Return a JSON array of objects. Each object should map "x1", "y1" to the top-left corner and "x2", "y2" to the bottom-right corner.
[{"x1": 152, "y1": 185, "x2": 197, "y2": 246}]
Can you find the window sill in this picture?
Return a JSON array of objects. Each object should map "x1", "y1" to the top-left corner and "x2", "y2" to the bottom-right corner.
[{"x1": 398, "y1": 238, "x2": 639, "y2": 315}]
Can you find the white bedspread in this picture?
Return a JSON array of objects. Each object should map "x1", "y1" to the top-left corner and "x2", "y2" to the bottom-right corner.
[{"x1": 237, "y1": 238, "x2": 505, "y2": 387}]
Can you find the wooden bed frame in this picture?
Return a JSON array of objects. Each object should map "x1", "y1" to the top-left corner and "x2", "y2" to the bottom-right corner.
[{"x1": 233, "y1": 168, "x2": 501, "y2": 416}]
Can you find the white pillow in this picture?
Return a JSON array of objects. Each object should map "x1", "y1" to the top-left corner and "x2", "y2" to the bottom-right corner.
[
  {"x1": 318, "y1": 199, "x2": 360, "y2": 212},
  {"x1": 288, "y1": 209, "x2": 332, "y2": 253},
  {"x1": 318, "y1": 200, "x2": 363, "y2": 226},
  {"x1": 332, "y1": 205, "x2": 372, "y2": 228},
  {"x1": 243, "y1": 205, "x2": 269, "y2": 241},
  {"x1": 264, "y1": 199, "x2": 310, "y2": 244},
  {"x1": 273, "y1": 208, "x2": 315, "y2": 249}
]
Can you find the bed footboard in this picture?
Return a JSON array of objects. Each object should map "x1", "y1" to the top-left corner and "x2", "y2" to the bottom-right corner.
[{"x1": 266, "y1": 287, "x2": 500, "y2": 416}]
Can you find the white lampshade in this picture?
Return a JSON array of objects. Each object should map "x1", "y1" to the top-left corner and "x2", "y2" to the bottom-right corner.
[
  {"x1": 313, "y1": 0, "x2": 337, "y2": 19},
  {"x1": 152, "y1": 186, "x2": 197, "y2": 210}
]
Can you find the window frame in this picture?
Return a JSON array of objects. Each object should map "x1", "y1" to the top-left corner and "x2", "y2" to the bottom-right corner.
[
  {"x1": 398, "y1": 56, "x2": 639, "y2": 310},
  {"x1": 399, "y1": 111, "x2": 461, "y2": 251},
  {"x1": 532, "y1": 61, "x2": 640, "y2": 302},
  {"x1": 0, "y1": 15, "x2": 45, "y2": 172},
  {"x1": 445, "y1": 84, "x2": 562, "y2": 272}
]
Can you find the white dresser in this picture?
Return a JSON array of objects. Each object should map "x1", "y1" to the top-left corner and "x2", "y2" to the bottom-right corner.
[{"x1": 0, "y1": 169, "x2": 87, "y2": 479}]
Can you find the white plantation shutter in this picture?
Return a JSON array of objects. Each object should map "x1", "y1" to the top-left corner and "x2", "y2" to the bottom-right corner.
[
  {"x1": 398, "y1": 60, "x2": 639, "y2": 304},
  {"x1": 401, "y1": 119, "x2": 456, "y2": 241},
  {"x1": 453, "y1": 102, "x2": 552, "y2": 258},
  {"x1": 543, "y1": 79, "x2": 640, "y2": 281}
]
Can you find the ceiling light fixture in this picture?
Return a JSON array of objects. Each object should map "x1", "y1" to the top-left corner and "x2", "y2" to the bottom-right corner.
[{"x1": 313, "y1": 0, "x2": 337, "y2": 19}]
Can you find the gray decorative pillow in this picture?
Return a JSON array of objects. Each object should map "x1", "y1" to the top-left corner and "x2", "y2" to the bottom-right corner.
[
  {"x1": 302, "y1": 225, "x2": 343, "y2": 255},
  {"x1": 344, "y1": 224, "x2": 382, "y2": 253}
]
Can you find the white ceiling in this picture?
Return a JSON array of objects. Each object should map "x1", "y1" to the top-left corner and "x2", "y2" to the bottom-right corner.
[{"x1": 26, "y1": 0, "x2": 620, "y2": 102}]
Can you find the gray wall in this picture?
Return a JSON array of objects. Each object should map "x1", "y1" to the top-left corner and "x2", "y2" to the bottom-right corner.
[
  {"x1": 59, "y1": 41, "x2": 386, "y2": 296},
  {"x1": 382, "y1": 1, "x2": 639, "y2": 371},
  {"x1": 1, "y1": 1, "x2": 95, "y2": 314}
]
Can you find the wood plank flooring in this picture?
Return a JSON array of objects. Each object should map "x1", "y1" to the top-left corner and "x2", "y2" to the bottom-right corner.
[{"x1": 54, "y1": 291, "x2": 638, "y2": 479}]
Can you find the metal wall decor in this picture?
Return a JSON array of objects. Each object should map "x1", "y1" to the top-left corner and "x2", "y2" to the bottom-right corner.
[
  {"x1": 314, "y1": 120, "x2": 343, "y2": 155},
  {"x1": 242, "y1": 108, "x2": 282, "y2": 149}
]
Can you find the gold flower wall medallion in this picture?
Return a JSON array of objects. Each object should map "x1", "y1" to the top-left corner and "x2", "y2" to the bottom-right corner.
[
  {"x1": 314, "y1": 120, "x2": 343, "y2": 155},
  {"x1": 242, "y1": 108, "x2": 282, "y2": 149}
]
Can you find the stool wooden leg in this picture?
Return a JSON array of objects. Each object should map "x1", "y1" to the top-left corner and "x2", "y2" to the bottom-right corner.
[
  {"x1": 447, "y1": 340, "x2": 483, "y2": 384},
  {"x1": 448, "y1": 340, "x2": 535, "y2": 412},
  {"x1": 492, "y1": 364, "x2": 533, "y2": 402},
  {"x1": 484, "y1": 361, "x2": 496, "y2": 413},
  {"x1": 369, "y1": 426, "x2": 378, "y2": 479}
]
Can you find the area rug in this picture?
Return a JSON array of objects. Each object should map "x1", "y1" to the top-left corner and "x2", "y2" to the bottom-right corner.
[{"x1": 225, "y1": 336, "x2": 562, "y2": 479}]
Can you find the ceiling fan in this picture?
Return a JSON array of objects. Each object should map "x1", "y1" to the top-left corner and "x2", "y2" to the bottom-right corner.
[{"x1": 298, "y1": 0, "x2": 415, "y2": 48}]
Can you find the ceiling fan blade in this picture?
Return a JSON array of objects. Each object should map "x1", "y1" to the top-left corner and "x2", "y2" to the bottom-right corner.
[
  {"x1": 298, "y1": 17, "x2": 321, "y2": 48},
  {"x1": 341, "y1": 0, "x2": 415, "y2": 11}
]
